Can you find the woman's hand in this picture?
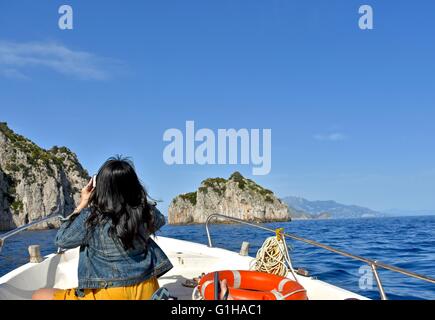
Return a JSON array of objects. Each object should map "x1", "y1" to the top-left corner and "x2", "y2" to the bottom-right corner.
[{"x1": 74, "y1": 178, "x2": 95, "y2": 213}]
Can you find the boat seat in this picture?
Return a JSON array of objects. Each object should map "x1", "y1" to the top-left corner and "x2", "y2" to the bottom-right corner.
[{"x1": 0, "y1": 283, "x2": 34, "y2": 300}]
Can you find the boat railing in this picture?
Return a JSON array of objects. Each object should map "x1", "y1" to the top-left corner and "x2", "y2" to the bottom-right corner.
[
  {"x1": 0, "y1": 214, "x2": 61, "y2": 255},
  {"x1": 205, "y1": 213, "x2": 435, "y2": 300}
]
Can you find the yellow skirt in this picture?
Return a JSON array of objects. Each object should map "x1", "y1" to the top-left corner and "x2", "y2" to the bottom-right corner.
[{"x1": 53, "y1": 277, "x2": 159, "y2": 300}]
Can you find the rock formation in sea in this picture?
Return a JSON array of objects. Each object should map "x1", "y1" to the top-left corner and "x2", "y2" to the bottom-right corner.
[
  {"x1": 168, "y1": 172, "x2": 291, "y2": 224},
  {"x1": 0, "y1": 122, "x2": 89, "y2": 231}
]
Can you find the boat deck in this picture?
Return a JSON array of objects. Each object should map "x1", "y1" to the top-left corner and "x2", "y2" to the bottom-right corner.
[{"x1": 156, "y1": 237, "x2": 254, "y2": 300}]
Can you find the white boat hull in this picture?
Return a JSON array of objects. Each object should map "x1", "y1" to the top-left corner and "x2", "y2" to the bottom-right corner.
[{"x1": 0, "y1": 236, "x2": 369, "y2": 300}]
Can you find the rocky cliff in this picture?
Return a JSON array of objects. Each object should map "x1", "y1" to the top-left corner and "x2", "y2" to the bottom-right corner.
[
  {"x1": 0, "y1": 122, "x2": 89, "y2": 231},
  {"x1": 168, "y1": 172, "x2": 291, "y2": 224}
]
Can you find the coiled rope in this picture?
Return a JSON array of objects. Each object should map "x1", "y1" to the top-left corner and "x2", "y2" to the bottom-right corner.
[{"x1": 250, "y1": 228, "x2": 299, "y2": 281}]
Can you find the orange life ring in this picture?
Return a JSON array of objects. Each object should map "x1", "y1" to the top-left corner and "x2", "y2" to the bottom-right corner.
[{"x1": 198, "y1": 270, "x2": 307, "y2": 300}]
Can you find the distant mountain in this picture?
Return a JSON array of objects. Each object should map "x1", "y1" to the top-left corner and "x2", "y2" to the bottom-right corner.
[
  {"x1": 282, "y1": 196, "x2": 385, "y2": 219},
  {"x1": 286, "y1": 206, "x2": 331, "y2": 220},
  {"x1": 383, "y1": 209, "x2": 435, "y2": 217}
]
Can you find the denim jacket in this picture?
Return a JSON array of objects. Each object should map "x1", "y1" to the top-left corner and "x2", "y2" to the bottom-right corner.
[{"x1": 55, "y1": 203, "x2": 173, "y2": 293}]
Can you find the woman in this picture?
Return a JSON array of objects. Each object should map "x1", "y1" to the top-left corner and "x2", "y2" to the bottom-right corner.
[{"x1": 32, "y1": 156, "x2": 173, "y2": 300}]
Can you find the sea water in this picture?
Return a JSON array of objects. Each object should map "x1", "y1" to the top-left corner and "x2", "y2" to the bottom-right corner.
[{"x1": 1, "y1": 216, "x2": 434, "y2": 300}]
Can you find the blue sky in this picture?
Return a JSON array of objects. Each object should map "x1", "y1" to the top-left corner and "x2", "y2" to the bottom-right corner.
[{"x1": 1, "y1": 0, "x2": 435, "y2": 213}]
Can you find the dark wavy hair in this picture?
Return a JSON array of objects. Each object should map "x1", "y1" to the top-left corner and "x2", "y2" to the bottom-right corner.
[{"x1": 86, "y1": 156, "x2": 155, "y2": 250}]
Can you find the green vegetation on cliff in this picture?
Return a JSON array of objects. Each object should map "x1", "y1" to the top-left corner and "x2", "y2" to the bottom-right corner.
[
  {"x1": 229, "y1": 171, "x2": 274, "y2": 198},
  {"x1": 179, "y1": 192, "x2": 197, "y2": 206},
  {"x1": 175, "y1": 171, "x2": 277, "y2": 204},
  {"x1": 199, "y1": 177, "x2": 227, "y2": 196},
  {"x1": 0, "y1": 122, "x2": 88, "y2": 179}
]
